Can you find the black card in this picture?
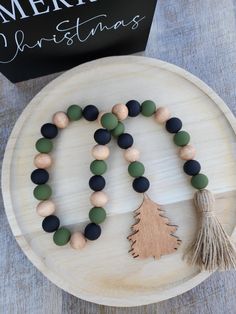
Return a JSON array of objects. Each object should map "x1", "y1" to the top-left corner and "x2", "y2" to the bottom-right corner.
[{"x1": 0, "y1": 0, "x2": 157, "y2": 82}]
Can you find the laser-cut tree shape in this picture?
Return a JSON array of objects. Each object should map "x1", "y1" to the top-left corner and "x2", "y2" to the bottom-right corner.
[{"x1": 128, "y1": 194, "x2": 181, "y2": 259}]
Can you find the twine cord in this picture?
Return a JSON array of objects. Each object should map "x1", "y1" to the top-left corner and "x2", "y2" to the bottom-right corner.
[{"x1": 185, "y1": 189, "x2": 236, "y2": 271}]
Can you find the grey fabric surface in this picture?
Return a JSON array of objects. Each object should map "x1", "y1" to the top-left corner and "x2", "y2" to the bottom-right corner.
[{"x1": 1, "y1": 1, "x2": 236, "y2": 313}]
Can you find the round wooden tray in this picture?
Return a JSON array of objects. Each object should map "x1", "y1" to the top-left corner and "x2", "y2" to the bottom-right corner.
[{"x1": 2, "y1": 56, "x2": 236, "y2": 307}]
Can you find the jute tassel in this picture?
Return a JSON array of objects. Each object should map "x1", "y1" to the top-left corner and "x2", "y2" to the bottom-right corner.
[{"x1": 185, "y1": 189, "x2": 236, "y2": 271}]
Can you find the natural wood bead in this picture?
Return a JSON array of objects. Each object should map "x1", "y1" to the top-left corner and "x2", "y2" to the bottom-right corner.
[
  {"x1": 124, "y1": 147, "x2": 140, "y2": 162},
  {"x1": 90, "y1": 191, "x2": 108, "y2": 207},
  {"x1": 112, "y1": 103, "x2": 128, "y2": 121},
  {"x1": 52, "y1": 111, "x2": 69, "y2": 129},
  {"x1": 92, "y1": 145, "x2": 110, "y2": 160},
  {"x1": 36, "y1": 200, "x2": 56, "y2": 217},
  {"x1": 70, "y1": 232, "x2": 87, "y2": 250},
  {"x1": 34, "y1": 153, "x2": 52, "y2": 169},
  {"x1": 155, "y1": 107, "x2": 171, "y2": 124},
  {"x1": 179, "y1": 145, "x2": 196, "y2": 160}
]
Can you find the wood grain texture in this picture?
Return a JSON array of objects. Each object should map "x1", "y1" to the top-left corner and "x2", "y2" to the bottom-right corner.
[
  {"x1": 2, "y1": 55, "x2": 236, "y2": 306},
  {"x1": 1, "y1": 0, "x2": 236, "y2": 312},
  {"x1": 128, "y1": 194, "x2": 181, "y2": 259}
]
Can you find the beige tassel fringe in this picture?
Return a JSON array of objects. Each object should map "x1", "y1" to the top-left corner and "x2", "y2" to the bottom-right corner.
[{"x1": 185, "y1": 189, "x2": 236, "y2": 271}]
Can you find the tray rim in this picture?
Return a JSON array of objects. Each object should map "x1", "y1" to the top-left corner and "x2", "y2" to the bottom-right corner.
[{"x1": 2, "y1": 55, "x2": 236, "y2": 307}]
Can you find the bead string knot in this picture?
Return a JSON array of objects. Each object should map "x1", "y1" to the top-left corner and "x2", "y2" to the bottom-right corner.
[{"x1": 194, "y1": 189, "x2": 214, "y2": 213}]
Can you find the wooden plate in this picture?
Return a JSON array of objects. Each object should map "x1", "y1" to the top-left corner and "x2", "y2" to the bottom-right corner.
[{"x1": 2, "y1": 56, "x2": 236, "y2": 307}]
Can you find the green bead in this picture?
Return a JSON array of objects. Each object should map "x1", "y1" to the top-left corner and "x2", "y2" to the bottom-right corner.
[
  {"x1": 128, "y1": 161, "x2": 145, "y2": 178},
  {"x1": 67, "y1": 105, "x2": 82, "y2": 121},
  {"x1": 90, "y1": 160, "x2": 107, "y2": 175},
  {"x1": 141, "y1": 100, "x2": 156, "y2": 117},
  {"x1": 111, "y1": 122, "x2": 125, "y2": 137},
  {"x1": 89, "y1": 207, "x2": 106, "y2": 224},
  {"x1": 53, "y1": 227, "x2": 71, "y2": 246},
  {"x1": 101, "y1": 113, "x2": 118, "y2": 130},
  {"x1": 191, "y1": 174, "x2": 209, "y2": 190},
  {"x1": 174, "y1": 131, "x2": 190, "y2": 146},
  {"x1": 36, "y1": 138, "x2": 53, "y2": 153},
  {"x1": 33, "y1": 184, "x2": 52, "y2": 200}
]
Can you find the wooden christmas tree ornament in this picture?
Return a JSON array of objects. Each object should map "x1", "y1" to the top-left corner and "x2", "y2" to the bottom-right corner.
[{"x1": 128, "y1": 194, "x2": 181, "y2": 259}]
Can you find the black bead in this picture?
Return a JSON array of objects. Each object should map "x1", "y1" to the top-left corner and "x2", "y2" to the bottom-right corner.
[
  {"x1": 31, "y1": 169, "x2": 49, "y2": 185},
  {"x1": 42, "y1": 215, "x2": 60, "y2": 233},
  {"x1": 84, "y1": 223, "x2": 101, "y2": 240},
  {"x1": 133, "y1": 176, "x2": 150, "y2": 193},
  {"x1": 183, "y1": 160, "x2": 201, "y2": 176},
  {"x1": 166, "y1": 117, "x2": 182, "y2": 133},
  {"x1": 89, "y1": 175, "x2": 106, "y2": 191},
  {"x1": 126, "y1": 100, "x2": 141, "y2": 117},
  {"x1": 83, "y1": 105, "x2": 99, "y2": 121},
  {"x1": 94, "y1": 129, "x2": 111, "y2": 145},
  {"x1": 117, "y1": 133, "x2": 134, "y2": 149},
  {"x1": 41, "y1": 123, "x2": 58, "y2": 139}
]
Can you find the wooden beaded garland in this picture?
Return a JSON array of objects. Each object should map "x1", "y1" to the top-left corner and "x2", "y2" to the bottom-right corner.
[
  {"x1": 31, "y1": 102, "x2": 188, "y2": 250},
  {"x1": 32, "y1": 102, "x2": 155, "y2": 251},
  {"x1": 31, "y1": 100, "x2": 236, "y2": 271}
]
